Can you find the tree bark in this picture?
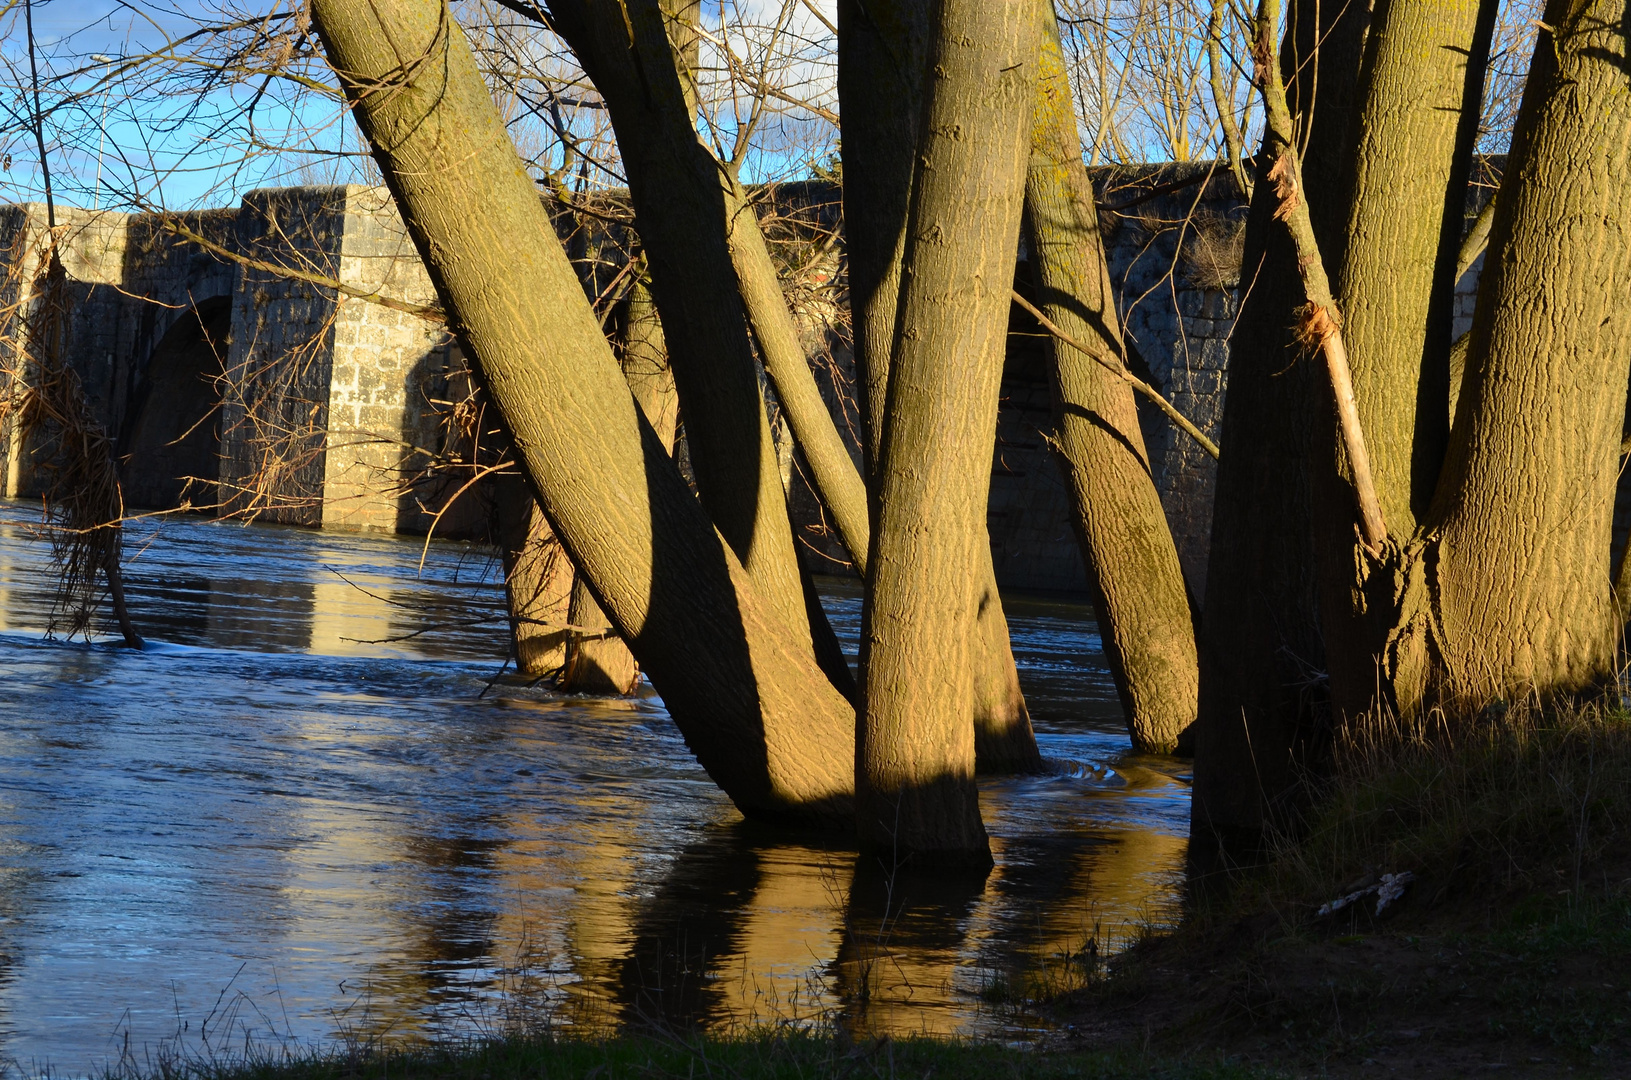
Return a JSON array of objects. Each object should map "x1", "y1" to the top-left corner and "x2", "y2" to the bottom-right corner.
[
  {"x1": 498, "y1": 477, "x2": 574, "y2": 678},
  {"x1": 559, "y1": 274, "x2": 675, "y2": 694},
  {"x1": 1024, "y1": 1, "x2": 1199, "y2": 756},
  {"x1": 836, "y1": 0, "x2": 930, "y2": 480},
  {"x1": 1314, "y1": 0, "x2": 1497, "y2": 719},
  {"x1": 561, "y1": 576, "x2": 641, "y2": 695},
  {"x1": 1421, "y1": 0, "x2": 1631, "y2": 705},
  {"x1": 838, "y1": 0, "x2": 1040, "y2": 774},
  {"x1": 858, "y1": 0, "x2": 1036, "y2": 865},
  {"x1": 309, "y1": 0, "x2": 857, "y2": 827},
  {"x1": 726, "y1": 180, "x2": 870, "y2": 580},
  {"x1": 1189, "y1": 0, "x2": 1372, "y2": 864},
  {"x1": 542, "y1": 0, "x2": 821, "y2": 669}
]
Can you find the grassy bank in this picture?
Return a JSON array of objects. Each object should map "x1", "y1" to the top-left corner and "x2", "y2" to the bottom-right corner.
[
  {"x1": 1058, "y1": 703, "x2": 1631, "y2": 1077},
  {"x1": 84, "y1": 1033, "x2": 1273, "y2": 1080}
]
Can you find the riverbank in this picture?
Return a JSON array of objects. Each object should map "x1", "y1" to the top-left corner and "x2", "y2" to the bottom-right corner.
[
  {"x1": 1053, "y1": 702, "x2": 1631, "y2": 1077},
  {"x1": 82, "y1": 1035, "x2": 1270, "y2": 1080}
]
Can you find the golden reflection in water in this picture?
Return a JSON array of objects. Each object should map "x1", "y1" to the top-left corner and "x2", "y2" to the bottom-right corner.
[
  {"x1": 279, "y1": 787, "x2": 452, "y2": 1044},
  {"x1": 308, "y1": 546, "x2": 401, "y2": 656},
  {"x1": 707, "y1": 844, "x2": 852, "y2": 1029},
  {"x1": 462, "y1": 762, "x2": 1186, "y2": 1038},
  {"x1": 490, "y1": 701, "x2": 652, "y2": 1032},
  {"x1": 0, "y1": 526, "x2": 17, "y2": 634}
]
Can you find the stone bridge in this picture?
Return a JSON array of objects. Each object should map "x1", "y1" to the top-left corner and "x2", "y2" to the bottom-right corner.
[{"x1": 0, "y1": 167, "x2": 1499, "y2": 597}]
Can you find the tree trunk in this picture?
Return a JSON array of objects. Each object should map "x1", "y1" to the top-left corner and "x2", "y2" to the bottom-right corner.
[
  {"x1": 836, "y1": 0, "x2": 930, "y2": 479},
  {"x1": 498, "y1": 476, "x2": 574, "y2": 678},
  {"x1": 1024, "y1": 1, "x2": 1199, "y2": 756},
  {"x1": 726, "y1": 179, "x2": 870, "y2": 579},
  {"x1": 838, "y1": 0, "x2": 1040, "y2": 774},
  {"x1": 542, "y1": 0, "x2": 823, "y2": 671},
  {"x1": 561, "y1": 577, "x2": 642, "y2": 695},
  {"x1": 1189, "y1": 0, "x2": 1372, "y2": 864},
  {"x1": 309, "y1": 0, "x2": 857, "y2": 827},
  {"x1": 1419, "y1": 0, "x2": 1631, "y2": 705},
  {"x1": 559, "y1": 274, "x2": 675, "y2": 694},
  {"x1": 1314, "y1": 0, "x2": 1496, "y2": 720},
  {"x1": 858, "y1": 0, "x2": 1036, "y2": 865}
]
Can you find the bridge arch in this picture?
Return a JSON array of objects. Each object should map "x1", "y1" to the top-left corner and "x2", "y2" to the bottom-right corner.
[{"x1": 120, "y1": 297, "x2": 231, "y2": 511}]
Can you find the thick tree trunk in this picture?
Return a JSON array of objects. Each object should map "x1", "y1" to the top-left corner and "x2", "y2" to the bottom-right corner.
[
  {"x1": 1189, "y1": 0, "x2": 1372, "y2": 863},
  {"x1": 542, "y1": 0, "x2": 820, "y2": 668},
  {"x1": 309, "y1": 0, "x2": 856, "y2": 826},
  {"x1": 858, "y1": 0, "x2": 1036, "y2": 865},
  {"x1": 1420, "y1": 0, "x2": 1631, "y2": 705},
  {"x1": 836, "y1": 0, "x2": 929, "y2": 479},
  {"x1": 1315, "y1": 0, "x2": 1496, "y2": 720},
  {"x1": 1025, "y1": 2, "x2": 1199, "y2": 756},
  {"x1": 838, "y1": 0, "x2": 1040, "y2": 774},
  {"x1": 558, "y1": 274, "x2": 675, "y2": 694}
]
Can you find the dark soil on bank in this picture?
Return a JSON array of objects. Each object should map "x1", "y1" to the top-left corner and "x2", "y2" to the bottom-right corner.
[{"x1": 1052, "y1": 703, "x2": 1631, "y2": 1078}]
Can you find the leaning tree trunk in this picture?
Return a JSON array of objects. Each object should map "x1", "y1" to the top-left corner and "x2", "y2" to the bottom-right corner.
[
  {"x1": 838, "y1": 0, "x2": 1040, "y2": 774},
  {"x1": 1188, "y1": 0, "x2": 1372, "y2": 865},
  {"x1": 1313, "y1": 0, "x2": 1496, "y2": 721},
  {"x1": 540, "y1": 0, "x2": 831, "y2": 682},
  {"x1": 1025, "y1": 1, "x2": 1199, "y2": 756},
  {"x1": 560, "y1": 275, "x2": 676, "y2": 694},
  {"x1": 858, "y1": 0, "x2": 1036, "y2": 865},
  {"x1": 308, "y1": 0, "x2": 857, "y2": 826},
  {"x1": 1416, "y1": 0, "x2": 1631, "y2": 707}
]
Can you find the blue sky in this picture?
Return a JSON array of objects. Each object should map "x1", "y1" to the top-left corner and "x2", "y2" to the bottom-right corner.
[{"x1": 0, "y1": 0, "x2": 844, "y2": 212}]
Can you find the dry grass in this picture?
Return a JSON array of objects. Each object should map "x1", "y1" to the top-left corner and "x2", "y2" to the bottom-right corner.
[
  {"x1": 1054, "y1": 702, "x2": 1631, "y2": 1074},
  {"x1": 1255, "y1": 701, "x2": 1631, "y2": 920}
]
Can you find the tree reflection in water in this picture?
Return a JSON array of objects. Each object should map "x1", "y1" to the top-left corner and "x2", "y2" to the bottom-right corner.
[{"x1": 0, "y1": 502, "x2": 1188, "y2": 1070}]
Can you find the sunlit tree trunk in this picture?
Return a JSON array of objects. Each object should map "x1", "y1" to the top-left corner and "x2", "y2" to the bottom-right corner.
[
  {"x1": 858, "y1": 0, "x2": 1036, "y2": 865},
  {"x1": 1313, "y1": 0, "x2": 1497, "y2": 720},
  {"x1": 560, "y1": 577, "x2": 641, "y2": 695},
  {"x1": 1419, "y1": 0, "x2": 1631, "y2": 705},
  {"x1": 838, "y1": 0, "x2": 1041, "y2": 774},
  {"x1": 309, "y1": 0, "x2": 856, "y2": 826},
  {"x1": 560, "y1": 275, "x2": 675, "y2": 694},
  {"x1": 540, "y1": 0, "x2": 833, "y2": 683},
  {"x1": 1025, "y1": 1, "x2": 1199, "y2": 755},
  {"x1": 498, "y1": 479, "x2": 574, "y2": 678},
  {"x1": 1189, "y1": 0, "x2": 1372, "y2": 862}
]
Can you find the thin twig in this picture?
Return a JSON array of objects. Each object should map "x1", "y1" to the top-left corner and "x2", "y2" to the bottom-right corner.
[
  {"x1": 160, "y1": 218, "x2": 447, "y2": 322},
  {"x1": 1012, "y1": 289, "x2": 1220, "y2": 460}
]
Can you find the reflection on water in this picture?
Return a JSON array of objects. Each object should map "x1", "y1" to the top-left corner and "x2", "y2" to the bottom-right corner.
[{"x1": 0, "y1": 500, "x2": 1188, "y2": 1073}]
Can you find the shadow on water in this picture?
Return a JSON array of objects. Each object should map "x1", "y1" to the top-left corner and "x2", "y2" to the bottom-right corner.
[{"x1": 0, "y1": 501, "x2": 1188, "y2": 1073}]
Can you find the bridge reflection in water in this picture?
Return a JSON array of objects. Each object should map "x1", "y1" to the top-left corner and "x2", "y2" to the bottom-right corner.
[{"x1": 0, "y1": 501, "x2": 1188, "y2": 1072}]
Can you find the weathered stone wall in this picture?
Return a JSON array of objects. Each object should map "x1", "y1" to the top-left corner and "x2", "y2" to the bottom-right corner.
[
  {"x1": 216, "y1": 187, "x2": 350, "y2": 525},
  {"x1": 320, "y1": 186, "x2": 465, "y2": 534},
  {"x1": 0, "y1": 202, "x2": 239, "y2": 501},
  {"x1": 15, "y1": 166, "x2": 1548, "y2": 600}
]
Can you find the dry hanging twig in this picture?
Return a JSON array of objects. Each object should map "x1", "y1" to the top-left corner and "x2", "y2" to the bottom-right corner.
[{"x1": 1249, "y1": 0, "x2": 1387, "y2": 552}]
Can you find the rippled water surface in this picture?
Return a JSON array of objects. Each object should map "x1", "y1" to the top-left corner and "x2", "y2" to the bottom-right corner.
[{"x1": 0, "y1": 501, "x2": 1189, "y2": 1073}]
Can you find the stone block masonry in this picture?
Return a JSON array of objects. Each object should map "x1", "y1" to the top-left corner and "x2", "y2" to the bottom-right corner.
[
  {"x1": 0, "y1": 185, "x2": 485, "y2": 539},
  {"x1": 218, "y1": 185, "x2": 477, "y2": 535},
  {"x1": 9, "y1": 164, "x2": 1548, "y2": 597}
]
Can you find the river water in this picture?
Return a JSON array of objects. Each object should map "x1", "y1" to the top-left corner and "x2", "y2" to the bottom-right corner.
[{"x1": 0, "y1": 501, "x2": 1189, "y2": 1074}]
